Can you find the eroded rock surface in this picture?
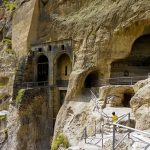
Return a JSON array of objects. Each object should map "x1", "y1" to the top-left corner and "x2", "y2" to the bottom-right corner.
[{"x1": 131, "y1": 79, "x2": 150, "y2": 130}]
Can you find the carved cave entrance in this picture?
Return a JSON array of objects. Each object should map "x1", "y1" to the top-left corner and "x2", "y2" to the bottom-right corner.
[
  {"x1": 123, "y1": 93, "x2": 134, "y2": 107},
  {"x1": 111, "y1": 34, "x2": 150, "y2": 78},
  {"x1": 84, "y1": 71, "x2": 99, "y2": 88},
  {"x1": 37, "y1": 55, "x2": 48, "y2": 82}
]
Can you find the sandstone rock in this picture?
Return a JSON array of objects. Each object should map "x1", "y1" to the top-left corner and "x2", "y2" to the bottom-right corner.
[
  {"x1": 133, "y1": 78, "x2": 150, "y2": 93},
  {"x1": 130, "y1": 81, "x2": 150, "y2": 130},
  {"x1": 99, "y1": 85, "x2": 134, "y2": 107},
  {"x1": 0, "y1": 8, "x2": 5, "y2": 20}
]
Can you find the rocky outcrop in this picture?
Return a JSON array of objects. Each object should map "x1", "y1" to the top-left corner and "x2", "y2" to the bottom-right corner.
[
  {"x1": 1, "y1": 0, "x2": 149, "y2": 149},
  {"x1": 99, "y1": 85, "x2": 134, "y2": 107},
  {"x1": 2, "y1": 88, "x2": 53, "y2": 150},
  {"x1": 12, "y1": 0, "x2": 39, "y2": 59},
  {"x1": 130, "y1": 79, "x2": 150, "y2": 130}
]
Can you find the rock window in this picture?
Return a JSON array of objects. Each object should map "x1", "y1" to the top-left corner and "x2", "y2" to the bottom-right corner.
[
  {"x1": 49, "y1": 45, "x2": 51, "y2": 51},
  {"x1": 38, "y1": 48, "x2": 42, "y2": 52},
  {"x1": 61, "y1": 45, "x2": 65, "y2": 50},
  {"x1": 124, "y1": 70, "x2": 129, "y2": 77},
  {"x1": 65, "y1": 66, "x2": 67, "y2": 76}
]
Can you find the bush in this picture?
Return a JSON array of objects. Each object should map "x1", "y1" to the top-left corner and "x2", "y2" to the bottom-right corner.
[
  {"x1": 0, "y1": 115, "x2": 6, "y2": 121},
  {"x1": 5, "y1": 48, "x2": 15, "y2": 54},
  {"x1": 3, "y1": 38, "x2": 12, "y2": 45},
  {"x1": 16, "y1": 89, "x2": 25, "y2": 104},
  {"x1": 51, "y1": 133, "x2": 69, "y2": 150},
  {"x1": 3, "y1": 0, "x2": 16, "y2": 11}
]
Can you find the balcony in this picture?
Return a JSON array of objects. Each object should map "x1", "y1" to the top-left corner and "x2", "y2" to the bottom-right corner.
[{"x1": 56, "y1": 80, "x2": 69, "y2": 87}]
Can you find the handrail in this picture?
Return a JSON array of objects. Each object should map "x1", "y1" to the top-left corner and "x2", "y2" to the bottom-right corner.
[
  {"x1": 114, "y1": 123, "x2": 150, "y2": 136},
  {"x1": 112, "y1": 113, "x2": 150, "y2": 150},
  {"x1": 22, "y1": 81, "x2": 49, "y2": 89},
  {"x1": 116, "y1": 113, "x2": 130, "y2": 123},
  {"x1": 114, "y1": 132, "x2": 129, "y2": 149},
  {"x1": 101, "y1": 111, "x2": 110, "y2": 119}
]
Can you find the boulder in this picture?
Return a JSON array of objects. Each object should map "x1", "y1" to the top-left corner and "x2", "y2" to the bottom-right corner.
[{"x1": 130, "y1": 82, "x2": 150, "y2": 130}]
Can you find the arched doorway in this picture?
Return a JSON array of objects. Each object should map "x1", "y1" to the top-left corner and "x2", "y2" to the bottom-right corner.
[
  {"x1": 37, "y1": 55, "x2": 48, "y2": 81},
  {"x1": 84, "y1": 71, "x2": 99, "y2": 88},
  {"x1": 56, "y1": 53, "x2": 72, "y2": 106},
  {"x1": 56, "y1": 53, "x2": 72, "y2": 86},
  {"x1": 111, "y1": 34, "x2": 150, "y2": 78}
]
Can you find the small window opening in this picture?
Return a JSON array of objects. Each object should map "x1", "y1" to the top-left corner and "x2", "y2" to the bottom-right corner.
[
  {"x1": 49, "y1": 45, "x2": 51, "y2": 51},
  {"x1": 124, "y1": 70, "x2": 129, "y2": 77},
  {"x1": 61, "y1": 45, "x2": 65, "y2": 50},
  {"x1": 65, "y1": 66, "x2": 67, "y2": 76},
  {"x1": 38, "y1": 48, "x2": 42, "y2": 52}
]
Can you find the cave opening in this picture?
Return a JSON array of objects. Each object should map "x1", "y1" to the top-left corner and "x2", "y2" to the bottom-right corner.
[
  {"x1": 37, "y1": 55, "x2": 49, "y2": 82},
  {"x1": 123, "y1": 93, "x2": 134, "y2": 107},
  {"x1": 84, "y1": 71, "x2": 99, "y2": 88},
  {"x1": 111, "y1": 34, "x2": 150, "y2": 79}
]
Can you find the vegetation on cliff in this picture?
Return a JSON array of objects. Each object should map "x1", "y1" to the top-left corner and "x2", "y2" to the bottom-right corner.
[
  {"x1": 2, "y1": 0, "x2": 16, "y2": 11},
  {"x1": 51, "y1": 133, "x2": 69, "y2": 150},
  {"x1": 16, "y1": 89, "x2": 25, "y2": 104}
]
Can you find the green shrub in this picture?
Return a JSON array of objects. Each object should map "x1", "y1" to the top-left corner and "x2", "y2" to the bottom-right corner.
[
  {"x1": 51, "y1": 133, "x2": 69, "y2": 150},
  {"x1": 3, "y1": 38, "x2": 12, "y2": 45},
  {"x1": 0, "y1": 115, "x2": 6, "y2": 121},
  {"x1": 5, "y1": 48, "x2": 15, "y2": 54},
  {"x1": 0, "y1": 82, "x2": 5, "y2": 88},
  {"x1": 3, "y1": 0, "x2": 16, "y2": 11},
  {"x1": 16, "y1": 89, "x2": 25, "y2": 104}
]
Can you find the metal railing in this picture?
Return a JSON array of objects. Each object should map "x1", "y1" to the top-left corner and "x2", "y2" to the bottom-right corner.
[
  {"x1": 106, "y1": 76, "x2": 148, "y2": 86},
  {"x1": 56, "y1": 80, "x2": 69, "y2": 87},
  {"x1": 87, "y1": 75, "x2": 148, "y2": 87},
  {"x1": 22, "y1": 81, "x2": 49, "y2": 89},
  {"x1": 112, "y1": 113, "x2": 150, "y2": 150}
]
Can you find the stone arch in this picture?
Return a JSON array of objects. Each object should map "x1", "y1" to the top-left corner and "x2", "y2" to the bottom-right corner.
[
  {"x1": 37, "y1": 55, "x2": 49, "y2": 81},
  {"x1": 56, "y1": 53, "x2": 72, "y2": 82}
]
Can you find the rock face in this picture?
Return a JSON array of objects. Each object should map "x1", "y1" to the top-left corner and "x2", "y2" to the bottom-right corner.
[
  {"x1": 99, "y1": 85, "x2": 134, "y2": 107},
  {"x1": 2, "y1": 88, "x2": 53, "y2": 150},
  {"x1": 0, "y1": 0, "x2": 149, "y2": 149},
  {"x1": 130, "y1": 79, "x2": 150, "y2": 130}
]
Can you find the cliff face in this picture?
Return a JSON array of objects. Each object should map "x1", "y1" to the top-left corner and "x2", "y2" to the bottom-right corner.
[
  {"x1": 1, "y1": 0, "x2": 150, "y2": 149},
  {"x1": 44, "y1": 0, "x2": 150, "y2": 146},
  {"x1": 0, "y1": 2, "x2": 16, "y2": 110},
  {"x1": 36, "y1": 0, "x2": 150, "y2": 100}
]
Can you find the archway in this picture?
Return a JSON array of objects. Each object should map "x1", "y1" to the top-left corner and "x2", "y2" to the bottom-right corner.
[
  {"x1": 84, "y1": 71, "x2": 99, "y2": 88},
  {"x1": 37, "y1": 55, "x2": 48, "y2": 81},
  {"x1": 56, "y1": 53, "x2": 72, "y2": 109},
  {"x1": 111, "y1": 34, "x2": 150, "y2": 78},
  {"x1": 56, "y1": 53, "x2": 72, "y2": 86}
]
